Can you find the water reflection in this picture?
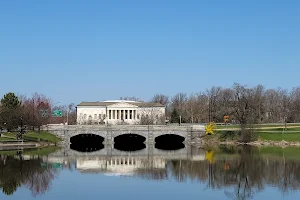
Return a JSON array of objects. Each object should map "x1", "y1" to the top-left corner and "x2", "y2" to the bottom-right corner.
[
  {"x1": 70, "y1": 143, "x2": 104, "y2": 152},
  {"x1": 155, "y1": 142, "x2": 185, "y2": 151},
  {"x1": 0, "y1": 152, "x2": 59, "y2": 197},
  {"x1": 155, "y1": 134, "x2": 185, "y2": 150},
  {"x1": 114, "y1": 142, "x2": 146, "y2": 152},
  {"x1": 2, "y1": 146, "x2": 300, "y2": 199}
]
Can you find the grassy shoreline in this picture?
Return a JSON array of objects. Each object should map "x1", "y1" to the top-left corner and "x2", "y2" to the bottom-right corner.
[
  {"x1": 0, "y1": 131, "x2": 62, "y2": 144},
  {"x1": 215, "y1": 125, "x2": 300, "y2": 141},
  {"x1": 0, "y1": 146, "x2": 61, "y2": 156}
]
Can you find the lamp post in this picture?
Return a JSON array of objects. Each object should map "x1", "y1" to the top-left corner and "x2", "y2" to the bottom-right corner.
[
  {"x1": 179, "y1": 95, "x2": 182, "y2": 126},
  {"x1": 66, "y1": 110, "x2": 69, "y2": 125},
  {"x1": 17, "y1": 116, "x2": 25, "y2": 140}
]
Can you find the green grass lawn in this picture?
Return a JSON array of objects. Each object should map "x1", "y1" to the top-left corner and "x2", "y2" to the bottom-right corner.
[
  {"x1": 216, "y1": 129, "x2": 300, "y2": 142},
  {"x1": 216, "y1": 123, "x2": 300, "y2": 130},
  {"x1": 256, "y1": 132, "x2": 300, "y2": 141},
  {"x1": 258, "y1": 127, "x2": 300, "y2": 132},
  {"x1": 24, "y1": 131, "x2": 62, "y2": 143},
  {"x1": 0, "y1": 146, "x2": 61, "y2": 156},
  {"x1": 2, "y1": 131, "x2": 62, "y2": 143}
]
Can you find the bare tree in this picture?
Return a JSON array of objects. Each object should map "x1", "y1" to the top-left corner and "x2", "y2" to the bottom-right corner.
[
  {"x1": 290, "y1": 87, "x2": 300, "y2": 122},
  {"x1": 171, "y1": 93, "x2": 187, "y2": 124},
  {"x1": 232, "y1": 83, "x2": 257, "y2": 142},
  {"x1": 139, "y1": 107, "x2": 165, "y2": 125},
  {"x1": 21, "y1": 93, "x2": 52, "y2": 131},
  {"x1": 185, "y1": 94, "x2": 198, "y2": 123},
  {"x1": 151, "y1": 94, "x2": 169, "y2": 105},
  {"x1": 206, "y1": 86, "x2": 222, "y2": 122},
  {"x1": 120, "y1": 96, "x2": 143, "y2": 102}
]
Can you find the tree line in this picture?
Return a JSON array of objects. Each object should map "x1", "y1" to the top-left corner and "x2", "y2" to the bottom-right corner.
[
  {"x1": 1, "y1": 83, "x2": 300, "y2": 130},
  {"x1": 150, "y1": 83, "x2": 300, "y2": 126},
  {"x1": 0, "y1": 92, "x2": 76, "y2": 131}
]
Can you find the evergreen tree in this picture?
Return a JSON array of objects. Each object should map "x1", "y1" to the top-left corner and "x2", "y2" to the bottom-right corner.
[
  {"x1": 170, "y1": 108, "x2": 180, "y2": 123},
  {"x1": 1, "y1": 92, "x2": 21, "y2": 109},
  {"x1": 0, "y1": 92, "x2": 22, "y2": 131}
]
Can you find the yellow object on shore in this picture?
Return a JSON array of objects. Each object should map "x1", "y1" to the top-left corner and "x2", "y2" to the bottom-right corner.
[{"x1": 205, "y1": 122, "x2": 216, "y2": 135}]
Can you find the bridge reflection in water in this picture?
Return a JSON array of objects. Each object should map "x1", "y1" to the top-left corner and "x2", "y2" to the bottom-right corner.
[{"x1": 43, "y1": 146, "x2": 206, "y2": 176}]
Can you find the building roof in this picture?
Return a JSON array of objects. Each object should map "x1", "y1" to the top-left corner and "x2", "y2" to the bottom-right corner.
[{"x1": 77, "y1": 100, "x2": 165, "y2": 107}]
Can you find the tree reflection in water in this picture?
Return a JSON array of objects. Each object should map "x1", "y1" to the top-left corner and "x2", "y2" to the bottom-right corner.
[
  {"x1": 2, "y1": 146, "x2": 300, "y2": 199},
  {"x1": 0, "y1": 153, "x2": 59, "y2": 197},
  {"x1": 132, "y1": 146, "x2": 300, "y2": 199}
]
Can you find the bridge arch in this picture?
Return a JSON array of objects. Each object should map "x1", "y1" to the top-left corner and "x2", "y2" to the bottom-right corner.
[
  {"x1": 111, "y1": 131, "x2": 147, "y2": 140},
  {"x1": 69, "y1": 131, "x2": 106, "y2": 139},
  {"x1": 154, "y1": 131, "x2": 186, "y2": 142},
  {"x1": 155, "y1": 134, "x2": 185, "y2": 151},
  {"x1": 113, "y1": 133, "x2": 146, "y2": 152},
  {"x1": 70, "y1": 134, "x2": 105, "y2": 153}
]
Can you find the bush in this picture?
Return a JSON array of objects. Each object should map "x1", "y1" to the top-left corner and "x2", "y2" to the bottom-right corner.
[{"x1": 219, "y1": 130, "x2": 237, "y2": 141}]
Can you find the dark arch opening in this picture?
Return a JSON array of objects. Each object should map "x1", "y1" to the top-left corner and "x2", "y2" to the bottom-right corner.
[
  {"x1": 155, "y1": 134, "x2": 185, "y2": 151},
  {"x1": 70, "y1": 134, "x2": 104, "y2": 152},
  {"x1": 114, "y1": 134, "x2": 146, "y2": 152}
]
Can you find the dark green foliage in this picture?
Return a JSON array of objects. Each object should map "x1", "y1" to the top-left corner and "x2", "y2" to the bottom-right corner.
[
  {"x1": 170, "y1": 108, "x2": 180, "y2": 123},
  {"x1": 1, "y1": 180, "x2": 20, "y2": 195},
  {"x1": 0, "y1": 93, "x2": 22, "y2": 131},
  {"x1": 0, "y1": 93, "x2": 21, "y2": 109},
  {"x1": 218, "y1": 131, "x2": 237, "y2": 141}
]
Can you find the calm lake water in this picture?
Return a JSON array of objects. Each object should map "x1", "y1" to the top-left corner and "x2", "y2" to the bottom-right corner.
[{"x1": 1, "y1": 145, "x2": 300, "y2": 200}]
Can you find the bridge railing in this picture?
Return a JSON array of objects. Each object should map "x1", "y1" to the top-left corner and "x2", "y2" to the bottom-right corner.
[{"x1": 42, "y1": 124, "x2": 202, "y2": 132}]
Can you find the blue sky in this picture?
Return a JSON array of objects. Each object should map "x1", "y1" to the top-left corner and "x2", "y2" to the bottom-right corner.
[{"x1": 1, "y1": 0, "x2": 300, "y2": 105}]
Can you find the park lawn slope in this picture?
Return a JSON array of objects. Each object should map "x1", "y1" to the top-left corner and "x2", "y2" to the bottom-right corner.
[
  {"x1": 2, "y1": 131, "x2": 62, "y2": 143},
  {"x1": 257, "y1": 132, "x2": 300, "y2": 142},
  {"x1": 0, "y1": 146, "x2": 61, "y2": 156},
  {"x1": 215, "y1": 129, "x2": 300, "y2": 143},
  {"x1": 24, "y1": 131, "x2": 62, "y2": 143}
]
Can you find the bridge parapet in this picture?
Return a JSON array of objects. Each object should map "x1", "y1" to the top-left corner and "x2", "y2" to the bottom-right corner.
[{"x1": 43, "y1": 124, "x2": 203, "y2": 131}]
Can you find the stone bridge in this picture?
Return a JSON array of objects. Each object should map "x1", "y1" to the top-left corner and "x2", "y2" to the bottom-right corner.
[{"x1": 43, "y1": 125, "x2": 205, "y2": 146}]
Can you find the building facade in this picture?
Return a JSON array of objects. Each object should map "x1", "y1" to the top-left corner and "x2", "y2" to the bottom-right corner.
[{"x1": 77, "y1": 100, "x2": 165, "y2": 125}]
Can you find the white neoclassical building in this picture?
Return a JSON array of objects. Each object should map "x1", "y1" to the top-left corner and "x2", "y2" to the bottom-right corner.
[{"x1": 76, "y1": 100, "x2": 165, "y2": 125}]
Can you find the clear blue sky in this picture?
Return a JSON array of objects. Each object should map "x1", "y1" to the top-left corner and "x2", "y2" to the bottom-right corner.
[{"x1": 1, "y1": 0, "x2": 300, "y2": 105}]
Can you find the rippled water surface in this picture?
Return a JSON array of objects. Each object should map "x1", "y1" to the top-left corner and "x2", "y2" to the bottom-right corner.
[{"x1": 1, "y1": 145, "x2": 300, "y2": 200}]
